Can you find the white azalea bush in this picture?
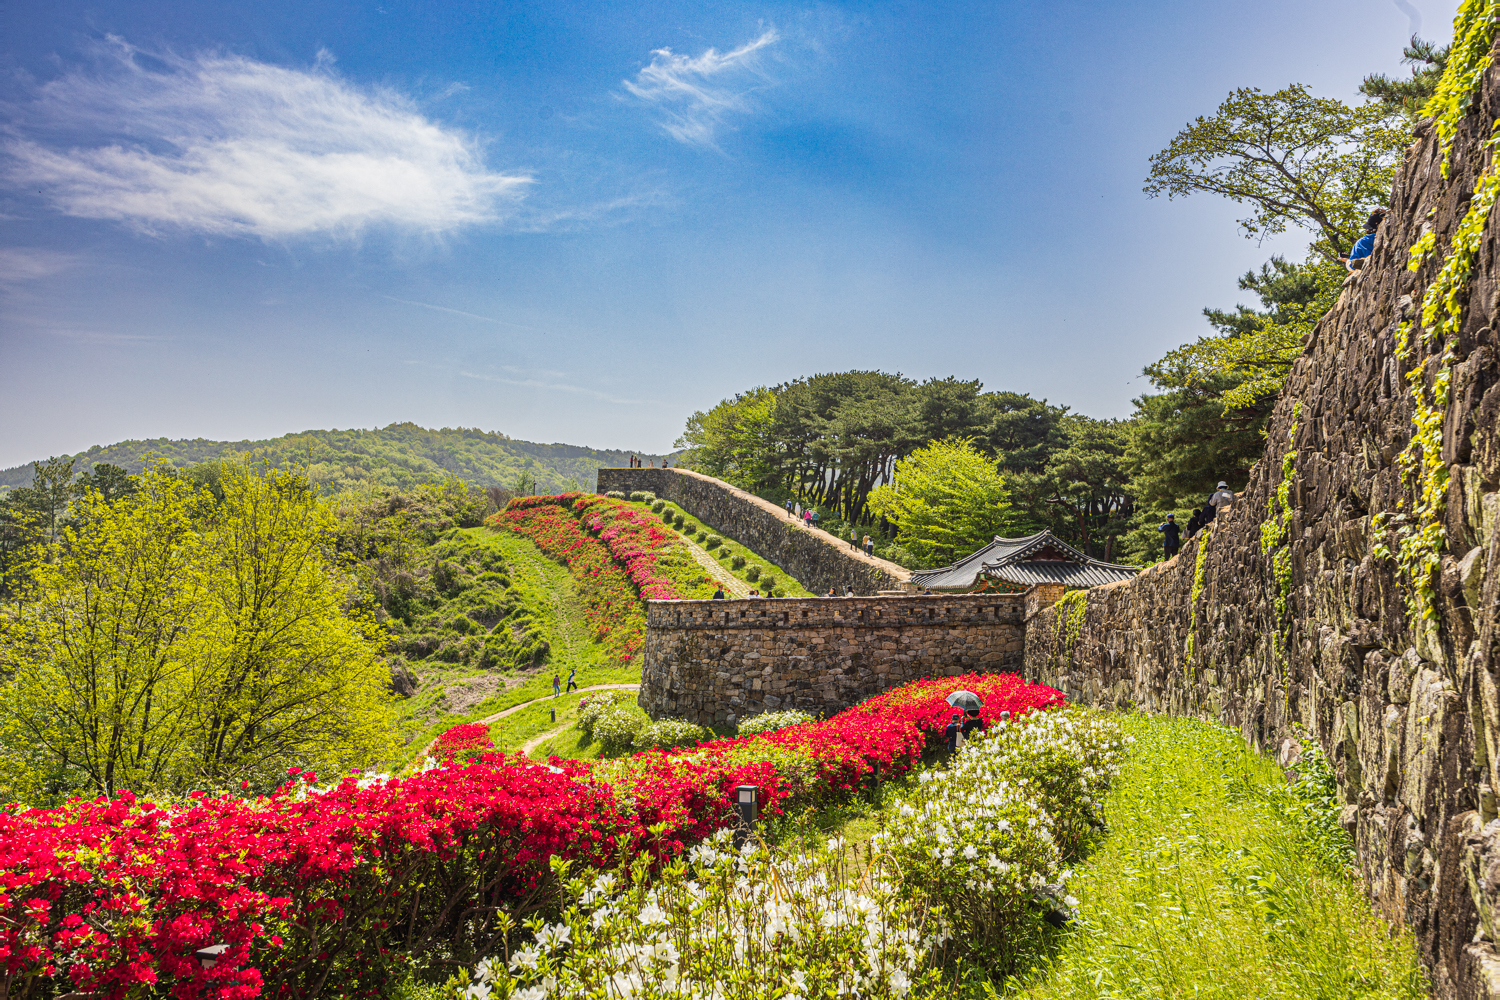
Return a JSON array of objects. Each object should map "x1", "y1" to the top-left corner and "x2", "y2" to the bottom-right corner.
[
  {"x1": 635, "y1": 718, "x2": 711, "y2": 751},
  {"x1": 576, "y1": 693, "x2": 624, "y2": 738},
  {"x1": 979, "y1": 707, "x2": 1131, "y2": 857},
  {"x1": 593, "y1": 708, "x2": 645, "y2": 756},
  {"x1": 877, "y1": 707, "x2": 1127, "y2": 971},
  {"x1": 445, "y1": 830, "x2": 944, "y2": 1000},
  {"x1": 735, "y1": 710, "x2": 815, "y2": 737}
]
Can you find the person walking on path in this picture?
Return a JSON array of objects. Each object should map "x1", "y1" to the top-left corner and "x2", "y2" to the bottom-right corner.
[
  {"x1": 810, "y1": 509, "x2": 820, "y2": 529},
  {"x1": 1158, "y1": 514, "x2": 1181, "y2": 558},
  {"x1": 565, "y1": 667, "x2": 578, "y2": 693},
  {"x1": 849, "y1": 527, "x2": 858, "y2": 549},
  {"x1": 863, "y1": 534, "x2": 874, "y2": 556},
  {"x1": 552, "y1": 672, "x2": 561, "y2": 698},
  {"x1": 786, "y1": 499, "x2": 795, "y2": 516}
]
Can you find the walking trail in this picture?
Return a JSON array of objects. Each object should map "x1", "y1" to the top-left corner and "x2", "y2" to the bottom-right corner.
[
  {"x1": 416, "y1": 683, "x2": 639, "y2": 762},
  {"x1": 678, "y1": 535, "x2": 753, "y2": 597}
]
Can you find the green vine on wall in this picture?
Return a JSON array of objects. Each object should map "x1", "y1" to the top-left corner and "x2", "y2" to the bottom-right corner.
[
  {"x1": 1383, "y1": 127, "x2": 1500, "y2": 620},
  {"x1": 1423, "y1": 0, "x2": 1500, "y2": 176},
  {"x1": 1185, "y1": 525, "x2": 1213, "y2": 668},
  {"x1": 1051, "y1": 589, "x2": 1088, "y2": 662},
  {"x1": 1259, "y1": 401, "x2": 1301, "y2": 620}
]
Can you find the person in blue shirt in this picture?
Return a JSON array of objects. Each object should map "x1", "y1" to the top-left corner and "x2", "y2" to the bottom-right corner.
[{"x1": 1342, "y1": 207, "x2": 1387, "y2": 271}]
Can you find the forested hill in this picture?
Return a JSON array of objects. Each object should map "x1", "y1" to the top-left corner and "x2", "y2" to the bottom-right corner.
[{"x1": 0, "y1": 423, "x2": 665, "y2": 493}]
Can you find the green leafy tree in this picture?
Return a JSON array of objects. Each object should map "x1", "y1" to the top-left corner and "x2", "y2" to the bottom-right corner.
[
  {"x1": 1144, "y1": 85, "x2": 1407, "y2": 407},
  {"x1": 1361, "y1": 36, "x2": 1449, "y2": 115},
  {"x1": 866, "y1": 437, "x2": 1013, "y2": 564},
  {"x1": 1006, "y1": 417, "x2": 1134, "y2": 561},
  {"x1": 27, "y1": 456, "x2": 77, "y2": 546},
  {"x1": 0, "y1": 464, "x2": 396, "y2": 802},
  {"x1": 676, "y1": 386, "x2": 781, "y2": 488},
  {"x1": 1145, "y1": 85, "x2": 1406, "y2": 264},
  {"x1": 1146, "y1": 256, "x2": 1343, "y2": 410},
  {"x1": 75, "y1": 462, "x2": 138, "y2": 503}
]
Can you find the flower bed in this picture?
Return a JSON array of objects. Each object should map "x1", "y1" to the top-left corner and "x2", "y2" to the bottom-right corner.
[
  {"x1": 0, "y1": 673, "x2": 1064, "y2": 998},
  {"x1": 492, "y1": 494, "x2": 712, "y2": 663},
  {"x1": 432, "y1": 722, "x2": 493, "y2": 760}
]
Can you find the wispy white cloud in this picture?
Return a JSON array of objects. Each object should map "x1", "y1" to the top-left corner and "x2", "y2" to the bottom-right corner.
[
  {"x1": 0, "y1": 248, "x2": 77, "y2": 282},
  {"x1": 3, "y1": 38, "x2": 531, "y2": 239},
  {"x1": 380, "y1": 295, "x2": 541, "y2": 330},
  {"x1": 623, "y1": 30, "x2": 779, "y2": 147}
]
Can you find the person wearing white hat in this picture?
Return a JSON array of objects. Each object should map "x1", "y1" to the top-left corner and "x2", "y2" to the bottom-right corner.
[{"x1": 1208, "y1": 481, "x2": 1236, "y2": 520}]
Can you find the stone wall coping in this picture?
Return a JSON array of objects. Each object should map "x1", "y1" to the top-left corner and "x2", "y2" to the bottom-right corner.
[{"x1": 646, "y1": 592, "x2": 1025, "y2": 631}]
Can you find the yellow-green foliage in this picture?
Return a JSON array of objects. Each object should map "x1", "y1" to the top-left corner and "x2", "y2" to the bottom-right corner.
[
  {"x1": 1185, "y1": 526, "x2": 1213, "y2": 664},
  {"x1": 1052, "y1": 590, "x2": 1089, "y2": 661},
  {"x1": 0, "y1": 463, "x2": 396, "y2": 803},
  {"x1": 1259, "y1": 402, "x2": 1300, "y2": 620},
  {"x1": 1385, "y1": 127, "x2": 1500, "y2": 620},
  {"x1": 1422, "y1": 0, "x2": 1500, "y2": 176},
  {"x1": 865, "y1": 436, "x2": 1013, "y2": 565}
]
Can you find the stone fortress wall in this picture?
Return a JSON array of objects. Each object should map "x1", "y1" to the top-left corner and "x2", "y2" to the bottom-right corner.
[
  {"x1": 640, "y1": 592, "x2": 1030, "y2": 725},
  {"x1": 1024, "y1": 51, "x2": 1500, "y2": 1000},
  {"x1": 595, "y1": 467, "x2": 910, "y2": 595}
]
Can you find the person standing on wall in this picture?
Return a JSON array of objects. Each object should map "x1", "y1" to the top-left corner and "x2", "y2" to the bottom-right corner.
[
  {"x1": 1208, "y1": 481, "x2": 1236, "y2": 521},
  {"x1": 1158, "y1": 513, "x2": 1181, "y2": 558}
]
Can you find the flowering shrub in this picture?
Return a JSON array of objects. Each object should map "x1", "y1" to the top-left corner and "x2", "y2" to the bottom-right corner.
[
  {"x1": 0, "y1": 673, "x2": 1068, "y2": 998},
  {"x1": 627, "y1": 491, "x2": 656, "y2": 503},
  {"x1": 0, "y1": 760, "x2": 633, "y2": 1000},
  {"x1": 492, "y1": 494, "x2": 712, "y2": 662},
  {"x1": 876, "y1": 707, "x2": 1127, "y2": 971},
  {"x1": 635, "y1": 719, "x2": 711, "y2": 751},
  {"x1": 446, "y1": 831, "x2": 943, "y2": 1000},
  {"x1": 592, "y1": 708, "x2": 645, "y2": 756},
  {"x1": 574, "y1": 692, "x2": 623, "y2": 738},
  {"x1": 432, "y1": 722, "x2": 494, "y2": 761},
  {"x1": 736, "y1": 709, "x2": 814, "y2": 737},
  {"x1": 847, "y1": 672, "x2": 1066, "y2": 749}
]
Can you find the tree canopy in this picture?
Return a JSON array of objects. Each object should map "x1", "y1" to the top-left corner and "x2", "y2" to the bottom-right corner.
[
  {"x1": 0, "y1": 463, "x2": 396, "y2": 803},
  {"x1": 866, "y1": 438, "x2": 1013, "y2": 565}
]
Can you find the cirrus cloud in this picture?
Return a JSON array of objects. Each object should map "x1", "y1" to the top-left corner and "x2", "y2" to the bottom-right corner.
[
  {"x1": 4, "y1": 39, "x2": 531, "y2": 239},
  {"x1": 623, "y1": 29, "x2": 779, "y2": 148}
]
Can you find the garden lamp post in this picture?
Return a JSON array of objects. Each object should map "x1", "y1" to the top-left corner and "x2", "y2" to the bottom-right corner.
[{"x1": 734, "y1": 784, "x2": 759, "y2": 849}]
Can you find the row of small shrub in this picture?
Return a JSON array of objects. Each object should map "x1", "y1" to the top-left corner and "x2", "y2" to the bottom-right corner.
[
  {"x1": 631, "y1": 498, "x2": 787, "y2": 595},
  {"x1": 577, "y1": 694, "x2": 712, "y2": 755},
  {"x1": 735, "y1": 709, "x2": 815, "y2": 737}
]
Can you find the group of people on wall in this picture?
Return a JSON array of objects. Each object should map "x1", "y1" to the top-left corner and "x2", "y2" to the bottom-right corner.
[{"x1": 1157, "y1": 481, "x2": 1237, "y2": 559}]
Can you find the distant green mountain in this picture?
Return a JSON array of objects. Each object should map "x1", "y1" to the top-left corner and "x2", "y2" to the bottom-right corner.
[{"x1": 0, "y1": 423, "x2": 665, "y2": 494}]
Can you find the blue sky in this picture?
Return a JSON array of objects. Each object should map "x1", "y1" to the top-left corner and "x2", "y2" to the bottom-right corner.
[{"x1": 0, "y1": 0, "x2": 1458, "y2": 467}]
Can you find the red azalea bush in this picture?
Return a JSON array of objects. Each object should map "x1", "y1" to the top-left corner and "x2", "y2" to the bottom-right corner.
[
  {"x1": 0, "y1": 673, "x2": 1062, "y2": 999},
  {"x1": 492, "y1": 494, "x2": 660, "y2": 662},
  {"x1": 431, "y1": 723, "x2": 493, "y2": 760}
]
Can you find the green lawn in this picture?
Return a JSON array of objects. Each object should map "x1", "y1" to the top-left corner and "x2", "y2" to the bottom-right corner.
[
  {"x1": 1005, "y1": 715, "x2": 1425, "y2": 1000},
  {"x1": 389, "y1": 527, "x2": 640, "y2": 768},
  {"x1": 622, "y1": 499, "x2": 814, "y2": 598}
]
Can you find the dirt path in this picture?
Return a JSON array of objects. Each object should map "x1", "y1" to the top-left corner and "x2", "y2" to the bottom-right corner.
[
  {"x1": 679, "y1": 537, "x2": 752, "y2": 596},
  {"x1": 417, "y1": 683, "x2": 639, "y2": 761},
  {"x1": 522, "y1": 722, "x2": 577, "y2": 758}
]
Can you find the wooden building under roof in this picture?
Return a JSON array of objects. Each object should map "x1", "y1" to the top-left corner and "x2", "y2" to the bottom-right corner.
[{"x1": 907, "y1": 530, "x2": 1139, "y2": 593}]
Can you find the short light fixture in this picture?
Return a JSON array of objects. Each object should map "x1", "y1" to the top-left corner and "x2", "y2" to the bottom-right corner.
[
  {"x1": 734, "y1": 784, "x2": 759, "y2": 849},
  {"x1": 195, "y1": 943, "x2": 229, "y2": 970}
]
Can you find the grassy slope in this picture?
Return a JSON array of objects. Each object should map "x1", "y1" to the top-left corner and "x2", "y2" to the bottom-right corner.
[
  {"x1": 1, "y1": 424, "x2": 664, "y2": 493},
  {"x1": 1009, "y1": 715, "x2": 1424, "y2": 1000},
  {"x1": 391, "y1": 527, "x2": 640, "y2": 767},
  {"x1": 625, "y1": 499, "x2": 815, "y2": 598}
]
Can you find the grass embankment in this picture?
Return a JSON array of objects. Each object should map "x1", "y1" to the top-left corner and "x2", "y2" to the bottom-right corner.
[
  {"x1": 622, "y1": 498, "x2": 814, "y2": 598},
  {"x1": 1009, "y1": 715, "x2": 1425, "y2": 1000},
  {"x1": 392, "y1": 527, "x2": 639, "y2": 767}
]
